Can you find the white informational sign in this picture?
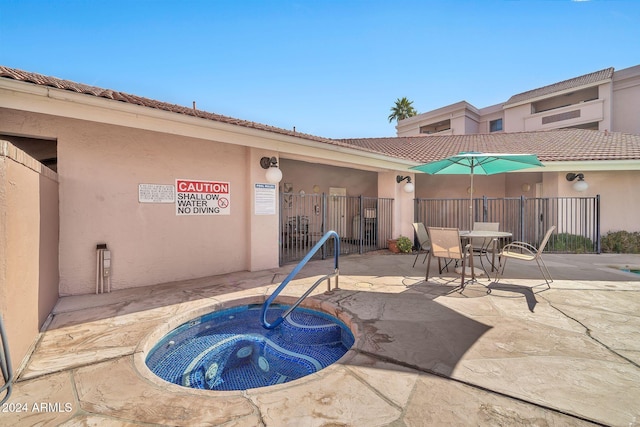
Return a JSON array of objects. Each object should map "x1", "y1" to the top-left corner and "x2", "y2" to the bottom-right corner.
[
  {"x1": 254, "y1": 183, "x2": 276, "y2": 215},
  {"x1": 175, "y1": 179, "x2": 230, "y2": 215},
  {"x1": 138, "y1": 184, "x2": 175, "y2": 203}
]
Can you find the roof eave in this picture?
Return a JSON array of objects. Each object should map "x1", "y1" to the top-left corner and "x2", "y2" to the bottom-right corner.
[
  {"x1": 0, "y1": 77, "x2": 419, "y2": 172},
  {"x1": 503, "y1": 78, "x2": 613, "y2": 109},
  {"x1": 537, "y1": 159, "x2": 640, "y2": 172}
]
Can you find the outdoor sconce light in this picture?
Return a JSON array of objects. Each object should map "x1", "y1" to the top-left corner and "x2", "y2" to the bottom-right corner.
[
  {"x1": 566, "y1": 173, "x2": 588, "y2": 192},
  {"x1": 260, "y1": 156, "x2": 283, "y2": 184},
  {"x1": 396, "y1": 175, "x2": 414, "y2": 193}
]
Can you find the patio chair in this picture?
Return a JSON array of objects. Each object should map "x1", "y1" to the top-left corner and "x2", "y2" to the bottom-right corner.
[
  {"x1": 472, "y1": 222, "x2": 500, "y2": 274},
  {"x1": 412, "y1": 222, "x2": 431, "y2": 268},
  {"x1": 496, "y1": 225, "x2": 556, "y2": 288},
  {"x1": 426, "y1": 227, "x2": 472, "y2": 289}
]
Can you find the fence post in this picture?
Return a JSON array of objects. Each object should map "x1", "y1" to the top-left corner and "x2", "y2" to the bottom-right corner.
[
  {"x1": 279, "y1": 190, "x2": 284, "y2": 266},
  {"x1": 413, "y1": 198, "x2": 419, "y2": 248},
  {"x1": 482, "y1": 196, "x2": 488, "y2": 222},
  {"x1": 520, "y1": 195, "x2": 526, "y2": 242},
  {"x1": 596, "y1": 194, "x2": 601, "y2": 254},
  {"x1": 358, "y1": 195, "x2": 364, "y2": 254},
  {"x1": 322, "y1": 193, "x2": 327, "y2": 259}
]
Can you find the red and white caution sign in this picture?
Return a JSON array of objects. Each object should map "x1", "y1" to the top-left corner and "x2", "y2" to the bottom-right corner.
[{"x1": 175, "y1": 179, "x2": 230, "y2": 215}]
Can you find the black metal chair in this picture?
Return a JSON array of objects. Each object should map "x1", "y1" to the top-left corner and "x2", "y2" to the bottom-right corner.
[{"x1": 412, "y1": 222, "x2": 430, "y2": 268}]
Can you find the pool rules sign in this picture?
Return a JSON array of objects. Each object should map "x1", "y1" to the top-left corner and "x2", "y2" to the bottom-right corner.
[{"x1": 176, "y1": 179, "x2": 230, "y2": 215}]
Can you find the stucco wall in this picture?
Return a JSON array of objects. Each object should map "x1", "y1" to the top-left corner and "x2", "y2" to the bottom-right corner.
[
  {"x1": 280, "y1": 159, "x2": 378, "y2": 197},
  {"x1": 58, "y1": 121, "x2": 250, "y2": 294},
  {"x1": 0, "y1": 141, "x2": 59, "y2": 370},
  {"x1": 415, "y1": 173, "x2": 509, "y2": 199},
  {"x1": 552, "y1": 170, "x2": 640, "y2": 234},
  {"x1": 464, "y1": 115, "x2": 480, "y2": 134},
  {"x1": 598, "y1": 82, "x2": 613, "y2": 132},
  {"x1": 378, "y1": 171, "x2": 414, "y2": 239},
  {"x1": 503, "y1": 104, "x2": 531, "y2": 132},
  {"x1": 0, "y1": 109, "x2": 258, "y2": 295},
  {"x1": 612, "y1": 71, "x2": 640, "y2": 134},
  {"x1": 504, "y1": 172, "x2": 542, "y2": 198}
]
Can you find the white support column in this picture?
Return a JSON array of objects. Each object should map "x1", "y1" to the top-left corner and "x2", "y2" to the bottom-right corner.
[
  {"x1": 247, "y1": 148, "x2": 281, "y2": 271},
  {"x1": 378, "y1": 171, "x2": 415, "y2": 239}
]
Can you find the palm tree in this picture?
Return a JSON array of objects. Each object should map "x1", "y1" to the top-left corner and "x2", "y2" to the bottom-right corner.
[{"x1": 388, "y1": 97, "x2": 417, "y2": 123}]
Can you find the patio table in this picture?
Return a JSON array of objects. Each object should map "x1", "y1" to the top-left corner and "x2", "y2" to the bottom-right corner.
[{"x1": 459, "y1": 230, "x2": 513, "y2": 280}]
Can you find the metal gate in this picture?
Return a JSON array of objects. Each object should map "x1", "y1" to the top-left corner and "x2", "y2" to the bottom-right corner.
[
  {"x1": 415, "y1": 195, "x2": 600, "y2": 253},
  {"x1": 280, "y1": 193, "x2": 394, "y2": 264}
]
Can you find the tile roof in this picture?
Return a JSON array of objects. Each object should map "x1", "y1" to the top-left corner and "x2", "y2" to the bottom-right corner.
[
  {"x1": 0, "y1": 66, "x2": 334, "y2": 145},
  {"x1": 2, "y1": 66, "x2": 639, "y2": 165},
  {"x1": 504, "y1": 68, "x2": 614, "y2": 106},
  {"x1": 337, "y1": 129, "x2": 640, "y2": 163}
]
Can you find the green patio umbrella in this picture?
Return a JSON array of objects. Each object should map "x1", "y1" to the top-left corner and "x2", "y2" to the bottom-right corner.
[{"x1": 410, "y1": 152, "x2": 544, "y2": 227}]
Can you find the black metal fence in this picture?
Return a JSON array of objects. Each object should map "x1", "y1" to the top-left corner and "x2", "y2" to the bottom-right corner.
[
  {"x1": 280, "y1": 193, "x2": 394, "y2": 264},
  {"x1": 415, "y1": 195, "x2": 601, "y2": 253}
]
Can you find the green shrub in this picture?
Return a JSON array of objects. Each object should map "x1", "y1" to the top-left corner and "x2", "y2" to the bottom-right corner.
[
  {"x1": 546, "y1": 233, "x2": 594, "y2": 253},
  {"x1": 601, "y1": 231, "x2": 640, "y2": 254},
  {"x1": 396, "y1": 236, "x2": 413, "y2": 253}
]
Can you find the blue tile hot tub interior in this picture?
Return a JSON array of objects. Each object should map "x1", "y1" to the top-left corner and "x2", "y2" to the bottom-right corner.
[{"x1": 145, "y1": 304, "x2": 355, "y2": 391}]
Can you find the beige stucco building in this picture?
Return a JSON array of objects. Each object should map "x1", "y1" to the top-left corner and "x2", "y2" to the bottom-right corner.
[
  {"x1": 396, "y1": 65, "x2": 640, "y2": 137},
  {"x1": 1, "y1": 65, "x2": 640, "y2": 371}
]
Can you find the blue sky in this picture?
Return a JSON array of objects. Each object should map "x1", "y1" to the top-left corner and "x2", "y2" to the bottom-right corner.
[{"x1": 1, "y1": 0, "x2": 639, "y2": 138}]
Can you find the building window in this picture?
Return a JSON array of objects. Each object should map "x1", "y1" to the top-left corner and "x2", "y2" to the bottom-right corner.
[{"x1": 490, "y1": 119, "x2": 503, "y2": 132}]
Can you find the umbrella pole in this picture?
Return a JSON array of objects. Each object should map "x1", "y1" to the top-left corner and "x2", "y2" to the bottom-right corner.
[{"x1": 469, "y1": 167, "x2": 474, "y2": 230}]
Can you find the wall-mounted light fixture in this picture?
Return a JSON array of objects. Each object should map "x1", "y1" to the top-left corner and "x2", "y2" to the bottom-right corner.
[
  {"x1": 396, "y1": 175, "x2": 414, "y2": 193},
  {"x1": 260, "y1": 156, "x2": 283, "y2": 184},
  {"x1": 566, "y1": 173, "x2": 588, "y2": 192}
]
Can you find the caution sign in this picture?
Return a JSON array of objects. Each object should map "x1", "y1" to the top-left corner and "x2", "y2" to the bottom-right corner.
[{"x1": 176, "y1": 179, "x2": 230, "y2": 216}]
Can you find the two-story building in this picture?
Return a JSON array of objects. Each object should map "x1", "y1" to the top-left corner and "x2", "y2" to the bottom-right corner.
[{"x1": 396, "y1": 65, "x2": 640, "y2": 137}]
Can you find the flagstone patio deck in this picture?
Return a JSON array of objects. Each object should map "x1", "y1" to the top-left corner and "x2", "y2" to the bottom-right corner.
[{"x1": 3, "y1": 252, "x2": 640, "y2": 426}]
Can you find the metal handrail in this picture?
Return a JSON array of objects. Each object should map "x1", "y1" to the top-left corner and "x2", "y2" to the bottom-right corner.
[
  {"x1": 261, "y1": 230, "x2": 340, "y2": 329},
  {"x1": 0, "y1": 315, "x2": 13, "y2": 405}
]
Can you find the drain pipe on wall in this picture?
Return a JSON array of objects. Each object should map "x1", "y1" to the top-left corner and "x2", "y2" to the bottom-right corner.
[{"x1": 0, "y1": 315, "x2": 13, "y2": 405}]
